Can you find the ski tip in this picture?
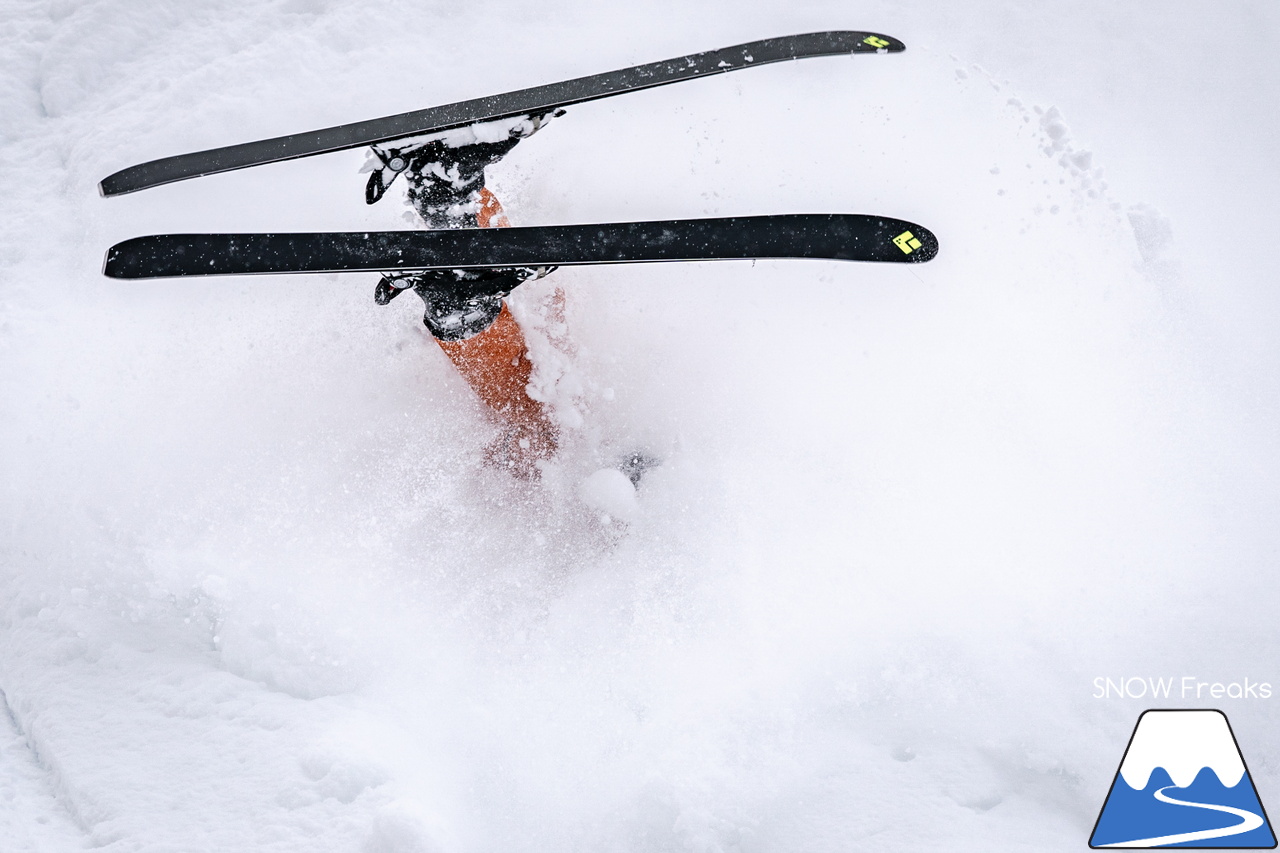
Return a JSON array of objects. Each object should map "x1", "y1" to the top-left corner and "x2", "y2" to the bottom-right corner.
[
  {"x1": 888, "y1": 221, "x2": 938, "y2": 263},
  {"x1": 848, "y1": 32, "x2": 905, "y2": 53}
]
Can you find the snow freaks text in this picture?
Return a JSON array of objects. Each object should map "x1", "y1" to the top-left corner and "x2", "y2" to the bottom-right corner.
[{"x1": 1093, "y1": 677, "x2": 1273, "y2": 700}]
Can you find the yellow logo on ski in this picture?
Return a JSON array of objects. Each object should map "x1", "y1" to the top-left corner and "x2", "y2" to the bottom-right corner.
[
  {"x1": 863, "y1": 36, "x2": 891, "y2": 49},
  {"x1": 893, "y1": 231, "x2": 923, "y2": 254}
]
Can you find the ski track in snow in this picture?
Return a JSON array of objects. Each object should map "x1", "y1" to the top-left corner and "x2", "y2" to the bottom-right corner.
[
  {"x1": 0, "y1": 687, "x2": 87, "y2": 851},
  {"x1": 2, "y1": 0, "x2": 1280, "y2": 851}
]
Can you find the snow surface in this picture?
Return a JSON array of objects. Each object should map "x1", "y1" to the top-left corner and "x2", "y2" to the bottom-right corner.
[
  {"x1": 3, "y1": 1, "x2": 1280, "y2": 851},
  {"x1": 1119, "y1": 711, "x2": 1246, "y2": 790}
]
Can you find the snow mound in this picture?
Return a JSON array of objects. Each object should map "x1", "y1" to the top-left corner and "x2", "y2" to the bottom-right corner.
[{"x1": 577, "y1": 467, "x2": 639, "y2": 522}]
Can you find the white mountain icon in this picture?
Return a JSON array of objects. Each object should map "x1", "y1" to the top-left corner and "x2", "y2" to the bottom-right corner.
[
  {"x1": 1090, "y1": 710, "x2": 1276, "y2": 849},
  {"x1": 1120, "y1": 710, "x2": 1247, "y2": 790}
]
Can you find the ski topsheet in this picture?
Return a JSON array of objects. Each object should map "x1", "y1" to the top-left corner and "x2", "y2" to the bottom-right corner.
[
  {"x1": 102, "y1": 214, "x2": 938, "y2": 279},
  {"x1": 98, "y1": 32, "x2": 904, "y2": 197}
]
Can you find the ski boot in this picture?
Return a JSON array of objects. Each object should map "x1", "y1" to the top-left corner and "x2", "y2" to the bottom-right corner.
[{"x1": 368, "y1": 120, "x2": 562, "y2": 478}]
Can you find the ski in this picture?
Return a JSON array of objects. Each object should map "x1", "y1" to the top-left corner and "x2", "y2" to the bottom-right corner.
[
  {"x1": 102, "y1": 214, "x2": 938, "y2": 279},
  {"x1": 99, "y1": 31, "x2": 904, "y2": 197}
]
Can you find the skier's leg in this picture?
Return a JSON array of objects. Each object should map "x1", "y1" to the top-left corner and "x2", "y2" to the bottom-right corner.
[
  {"x1": 369, "y1": 128, "x2": 561, "y2": 477},
  {"x1": 432, "y1": 189, "x2": 557, "y2": 477},
  {"x1": 474, "y1": 186, "x2": 509, "y2": 229},
  {"x1": 435, "y1": 301, "x2": 557, "y2": 474}
]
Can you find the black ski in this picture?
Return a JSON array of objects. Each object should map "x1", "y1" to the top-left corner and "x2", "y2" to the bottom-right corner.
[
  {"x1": 99, "y1": 31, "x2": 904, "y2": 197},
  {"x1": 102, "y1": 214, "x2": 938, "y2": 279}
]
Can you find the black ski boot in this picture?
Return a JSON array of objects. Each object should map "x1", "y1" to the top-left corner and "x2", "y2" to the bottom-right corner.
[
  {"x1": 408, "y1": 268, "x2": 525, "y2": 342},
  {"x1": 367, "y1": 112, "x2": 561, "y2": 332}
]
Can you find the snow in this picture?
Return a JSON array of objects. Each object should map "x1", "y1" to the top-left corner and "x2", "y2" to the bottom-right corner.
[
  {"x1": 2, "y1": 1, "x2": 1280, "y2": 851},
  {"x1": 576, "y1": 467, "x2": 639, "y2": 523}
]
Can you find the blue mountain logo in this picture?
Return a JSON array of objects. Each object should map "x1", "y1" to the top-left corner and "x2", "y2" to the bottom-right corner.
[{"x1": 1091, "y1": 710, "x2": 1276, "y2": 848}]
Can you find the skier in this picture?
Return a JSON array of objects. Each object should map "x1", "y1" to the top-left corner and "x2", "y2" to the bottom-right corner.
[
  {"x1": 367, "y1": 117, "x2": 561, "y2": 479},
  {"x1": 99, "y1": 31, "x2": 934, "y2": 488}
]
